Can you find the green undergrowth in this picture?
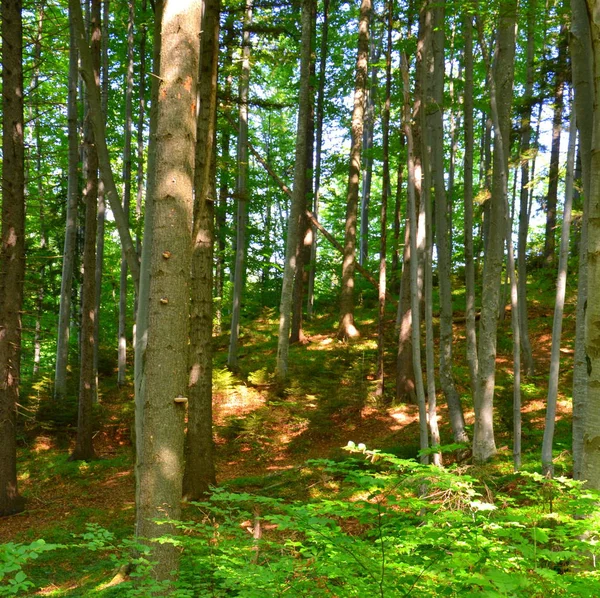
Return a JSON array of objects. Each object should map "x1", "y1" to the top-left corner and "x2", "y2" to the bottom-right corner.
[{"x1": 3, "y1": 446, "x2": 599, "y2": 597}]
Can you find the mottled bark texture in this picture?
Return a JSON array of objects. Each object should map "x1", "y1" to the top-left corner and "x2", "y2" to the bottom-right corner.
[{"x1": 135, "y1": 0, "x2": 201, "y2": 582}]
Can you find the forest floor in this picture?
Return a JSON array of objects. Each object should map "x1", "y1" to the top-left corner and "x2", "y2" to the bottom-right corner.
[{"x1": 1, "y1": 280, "x2": 577, "y2": 596}]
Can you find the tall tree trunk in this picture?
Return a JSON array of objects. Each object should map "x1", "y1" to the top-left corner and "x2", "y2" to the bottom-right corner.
[
  {"x1": 0, "y1": 0, "x2": 26, "y2": 517},
  {"x1": 228, "y1": 0, "x2": 253, "y2": 370},
  {"x1": 70, "y1": 0, "x2": 101, "y2": 462},
  {"x1": 337, "y1": 0, "x2": 371, "y2": 340},
  {"x1": 118, "y1": 0, "x2": 135, "y2": 386},
  {"x1": 580, "y1": 0, "x2": 600, "y2": 491},
  {"x1": 541, "y1": 103, "x2": 576, "y2": 477},
  {"x1": 307, "y1": 0, "x2": 330, "y2": 320},
  {"x1": 473, "y1": 1, "x2": 517, "y2": 463},
  {"x1": 429, "y1": 0, "x2": 466, "y2": 444},
  {"x1": 183, "y1": 0, "x2": 220, "y2": 501},
  {"x1": 516, "y1": 0, "x2": 536, "y2": 377},
  {"x1": 276, "y1": 0, "x2": 314, "y2": 380},
  {"x1": 135, "y1": 0, "x2": 201, "y2": 580},
  {"x1": 375, "y1": 0, "x2": 392, "y2": 398},
  {"x1": 69, "y1": 0, "x2": 140, "y2": 291},
  {"x1": 571, "y1": 0, "x2": 593, "y2": 481},
  {"x1": 543, "y1": 25, "x2": 568, "y2": 266},
  {"x1": 401, "y1": 50, "x2": 428, "y2": 464},
  {"x1": 54, "y1": 19, "x2": 80, "y2": 401},
  {"x1": 463, "y1": 11, "x2": 478, "y2": 398}
]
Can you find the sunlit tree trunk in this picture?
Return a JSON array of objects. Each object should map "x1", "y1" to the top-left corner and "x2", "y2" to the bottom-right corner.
[
  {"x1": 135, "y1": 0, "x2": 201, "y2": 580},
  {"x1": 571, "y1": 0, "x2": 593, "y2": 481},
  {"x1": 0, "y1": 0, "x2": 26, "y2": 517},
  {"x1": 542, "y1": 104, "x2": 576, "y2": 477},
  {"x1": 276, "y1": 0, "x2": 314, "y2": 379},
  {"x1": 228, "y1": 0, "x2": 253, "y2": 370},
  {"x1": 473, "y1": 0, "x2": 517, "y2": 463},
  {"x1": 337, "y1": 0, "x2": 371, "y2": 341},
  {"x1": 183, "y1": 0, "x2": 220, "y2": 501}
]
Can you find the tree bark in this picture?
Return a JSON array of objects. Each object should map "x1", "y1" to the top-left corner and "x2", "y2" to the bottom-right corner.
[
  {"x1": 70, "y1": 0, "x2": 101, "y2": 462},
  {"x1": 337, "y1": 0, "x2": 371, "y2": 341},
  {"x1": 541, "y1": 104, "x2": 576, "y2": 477},
  {"x1": 473, "y1": 1, "x2": 517, "y2": 463},
  {"x1": 570, "y1": 0, "x2": 593, "y2": 481},
  {"x1": 228, "y1": 0, "x2": 253, "y2": 370},
  {"x1": 183, "y1": 0, "x2": 220, "y2": 501},
  {"x1": 307, "y1": 0, "x2": 330, "y2": 320},
  {"x1": 276, "y1": 0, "x2": 314, "y2": 379},
  {"x1": 69, "y1": 0, "x2": 140, "y2": 291},
  {"x1": 135, "y1": 0, "x2": 201, "y2": 581},
  {"x1": 54, "y1": 19, "x2": 80, "y2": 402},
  {"x1": 0, "y1": 0, "x2": 26, "y2": 517}
]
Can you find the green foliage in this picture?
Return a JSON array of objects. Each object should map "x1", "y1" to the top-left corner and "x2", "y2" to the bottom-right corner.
[
  {"x1": 0, "y1": 540, "x2": 62, "y2": 596},
  {"x1": 10, "y1": 450, "x2": 599, "y2": 596}
]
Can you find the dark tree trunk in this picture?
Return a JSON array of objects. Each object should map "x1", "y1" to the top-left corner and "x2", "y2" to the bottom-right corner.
[{"x1": 0, "y1": 0, "x2": 26, "y2": 517}]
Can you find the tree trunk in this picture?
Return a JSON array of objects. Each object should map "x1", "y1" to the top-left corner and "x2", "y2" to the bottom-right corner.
[
  {"x1": 570, "y1": 0, "x2": 593, "y2": 481},
  {"x1": 118, "y1": 0, "x2": 135, "y2": 387},
  {"x1": 276, "y1": 0, "x2": 314, "y2": 380},
  {"x1": 375, "y1": 0, "x2": 392, "y2": 398},
  {"x1": 337, "y1": 0, "x2": 371, "y2": 341},
  {"x1": 0, "y1": 0, "x2": 26, "y2": 518},
  {"x1": 69, "y1": 0, "x2": 140, "y2": 291},
  {"x1": 541, "y1": 104, "x2": 576, "y2": 477},
  {"x1": 135, "y1": 0, "x2": 201, "y2": 581},
  {"x1": 307, "y1": 0, "x2": 330, "y2": 320},
  {"x1": 54, "y1": 19, "x2": 80, "y2": 401},
  {"x1": 463, "y1": 12, "x2": 478, "y2": 398},
  {"x1": 70, "y1": 0, "x2": 101, "y2": 462},
  {"x1": 228, "y1": 0, "x2": 253, "y2": 370},
  {"x1": 543, "y1": 25, "x2": 568, "y2": 267},
  {"x1": 183, "y1": 0, "x2": 220, "y2": 501},
  {"x1": 429, "y1": 0, "x2": 466, "y2": 445},
  {"x1": 581, "y1": 0, "x2": 600, "y2": 490},
  {"x1": 473, "y1": 1, "x2": 517, "y2": 463}
]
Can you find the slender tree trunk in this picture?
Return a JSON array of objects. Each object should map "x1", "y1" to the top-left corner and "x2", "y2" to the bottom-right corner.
[
  {"x1": 429, "y1": 0, "x2": 466, "y2": 445},
  {"x1": 118, "y1": 0, "x2": 135, "y2": 386},
  {"x1": 135, "y1": 0, "x2": 201, "y2": 580},
  {"x1": 541, "y1": 105, "x2": 576, "y2": 477},
  {"x1": 55, "y1": 20, "x2": 80, "y2": 401},
  {"x1": 401, "y1": 50, "x2": 428, "y2": 464},
  {"x1": 516, "y1": 0, "x2": 536, "y2": 377},
  {"x1": 69, "y1": 0, "x2": 140, "y2": 290},
  {"x1": 544, "y1": 25, "x2": 568, "y2": 267},
  {"x1": 473, "y1": 1, "x2": 517, "y2": 463},
  {"x1": 463, "y1": 12, "x2": 478, "y2": 398},
  {"x1": 337, "y1": 0, "x2": 371, "y2": 340},
  {"x1": 307, "y1": 0, "x2": 330, "y2": 319},
  {"x1": 0, "y1": 0, "x2": 26, "y2": 517},
  {"x1": 70, "y1": 0, "x2": 101, "y2": 462},
  {"x1": 391, "y1": 136, "x2": 404, "y2": 286},
  {"x1": 183, "y1": 0, "x2": 220, "y2": 501},
  {"x1": 571, "y1": 0, "x2": 593, "y2": 481},
  {"x1": 375, "y1": 0, "x2": 392, "y2": 398},
  {"x1": 276, "y1": 0, "x2": 314, "y2": 379},
  {"x1": 228, "y1": 0, "x2": 253, "y2": 369}
]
